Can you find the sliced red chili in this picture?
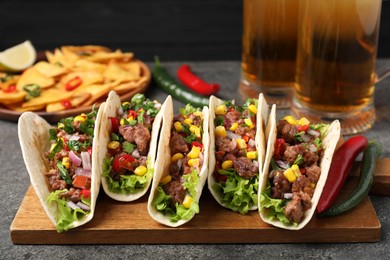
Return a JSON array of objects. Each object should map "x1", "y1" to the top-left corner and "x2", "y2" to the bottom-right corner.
[
  {"x1": 109, "y1": 117, "x2": 119, "y2": 133},
  {"x1": 60, "y1": 99, "x2": 73, "y2": 109},
  {"x1": 177, "y1": 64, "x2": 220, "y2": 96},
  {"x1": 87, "y1": 146, "x2": 93, "y2": 156},
  {"x1": 127, "y1": 110, "x2": 137, "y2": 119},
  {"x1": 65, "y1": 76, "x2": 82, "y2": 91},
  {"x1": 113, "y1": 154, "x2": 135, "y2": 172},
  {"x1": 3, "y1": 84, "x2": 16, "y2": 93}
]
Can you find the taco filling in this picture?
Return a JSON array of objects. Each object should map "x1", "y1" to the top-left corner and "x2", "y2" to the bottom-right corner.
[
  {"x1": 44, "y1": 109, "x2": 97, "y2": 232},
  {"x1": 211, "y1": 99, "x2": 259, "y2": 214},
  {"x1": 260, "y1": 116, "x2": 329, "y2": 226},
  {"x1": 102, "y1": 94, "x2": 161, "y2": 195},
  {"x1": 152, "y1": 105, "x2": 205, "y2": 222}
]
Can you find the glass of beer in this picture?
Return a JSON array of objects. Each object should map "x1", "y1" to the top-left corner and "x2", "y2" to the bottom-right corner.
[
  {"x1": 240, "y1": 0, "x2": 299, "y2": 108},
  {"x1": 292, "y1": 0, "x2": 382, "y2": 135}
]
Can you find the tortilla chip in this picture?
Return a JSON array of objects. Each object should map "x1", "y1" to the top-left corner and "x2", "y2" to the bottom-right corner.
[
  {"x1": 111, "y1": 76, "x2": 148, "y2": 95},
  {"x1": 62, "y1": 45, "x2": 111, "y2": 55},
  {"x1": 60, "y1": 71, "x2": 104, "y2": 87},
  {"x1": 34, "y1": 61, "x2": 68, "y2": 78},
  {"x1": 104, "y1": 61, "x2": 140, "y2": 83},
  {"x1": 85, "y1": 50, "x2": 134, "y2": 63},
  {"x1": 71, "y1": 59, "x2": 107, "y2": 74},
  {"x1": 16, "y1": 68, "x2": 55, "y2": 90},
  {"x1": 21, "y1": 86, "x2": 73, "y2": 108},
  {"x1": 118, "y1": 61, "x2": 141, "y2": 76},
  {"x1": 74, "y1": 83, "x2": 114, "y2": 106},
  {"x1": 45, "y1": 92, "x2": 91, "y2": 112}
]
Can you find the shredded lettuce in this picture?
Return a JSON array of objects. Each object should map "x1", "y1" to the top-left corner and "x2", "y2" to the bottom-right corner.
[
  {"x1": 152, "y1": 169, "x2": 200, "y2": 222},
  {"x1": 179, "y1": 104, "x2": 200, "y2": 117},
  {"x1": 47, "y1": 189, "x2": 89, "y2": 233},
  {"x1": 212, "y1": 168, "x2": 258, "y2": 214},
  {"x1": 102, "y1": 157, "x2": 153, "y2": 194},
  {"x1": 259, "y1": 185, "x2": 295, "y2": 226}
]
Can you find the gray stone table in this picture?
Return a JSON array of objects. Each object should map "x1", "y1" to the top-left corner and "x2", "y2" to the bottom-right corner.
[{"x1": 1, "y1": 60, "x2": 390, "y2": 259}]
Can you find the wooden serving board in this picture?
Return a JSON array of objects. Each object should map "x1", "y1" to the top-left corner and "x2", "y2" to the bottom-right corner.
[{"x1": 10, "y1": 158, "x2": 390, "y2": 244}]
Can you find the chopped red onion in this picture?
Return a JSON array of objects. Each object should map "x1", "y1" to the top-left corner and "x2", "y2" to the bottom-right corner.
[
  {"x1": 253, "y1": 160, "x2": 259, "y2": 167},
  {"x1": 76, "y1": 202, "x2": 91, "y2": 211},
  {"x1": 69, "y1": 150, "x2": 82, "y2": 167},
  {"x1": 81, "y1": 151, "x2": 91, "y2": 170},
  {"x1": 177, "y1": 158, "x2": 183, "y2": 169},
  {"x1": 154, "y1": 103, "x2": 161, "y2": 110},
  {"x1": 132, "y1": 149, "x2": 140, "y2": 158},
  {"x1": 75, "y1": 167, "x2": 91, "y2": 177},
  {"x1": 309, "y1": 144, "x2": 318, "y2": 153},
  {"x1": 248, "y1": 138, "x2": 255, "y2": 147},
  {"x1": 68, "y1": 135, "x2": 80, "y2": 141},
  {"x1": 67, "y1": 201, "x2": 79, "y2": 210},
  {"x1": 276, "y1": 160, "x2": 289, "y2": 169},
  {"x1": 118, "y1": 106, "x2": 124, "y2": 116},
  {"x1": 226, "y1": 130, "x2": 242, "y2": 140},
  {"x1": 301, "y1": 134, "x2": 311, "y2": 142},
  {"x1": 307, "y1": 129, "x2": 320, "y2": 137},
  {"x1": 284, "y1": 193, "x2": 293, "y2": 199}
]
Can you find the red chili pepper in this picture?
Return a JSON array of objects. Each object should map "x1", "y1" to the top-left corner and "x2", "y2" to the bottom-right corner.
[
  {"x1": 65, "y1": 76, "x2": 82, "y2": 91},
  {"x1": 109, "y1": 117, "x2": 119, "y2": 133},
  {"x1": 3, "y1": 84, "x2": 16, "y2": 93},
  {"x1": 177, "y1": 64, "x2": 220, "y2": 96},
  {"x1": 113, "y1": 154, "x2": 135, "y2": 172},
  {"x1": 60, "y1": 99, "x2": 73, "y2": 109},
  {"x1": 316, "y1": 135, "x2": 368, "y2": 214}
]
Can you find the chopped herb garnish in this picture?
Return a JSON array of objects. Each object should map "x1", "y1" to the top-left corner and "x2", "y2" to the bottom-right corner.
[
  {"x1": 294, "y1": 154, "x2": 304, "y2": 165},
  {"x1": 23, "y1": 84, "x2": 41, "y2": 100},
  {"x1": 49, "y1": 128, "x2": 57, "y2": 140},
  {"x1": 122, "y1": 141, "x2": 136, "y2": 154}
]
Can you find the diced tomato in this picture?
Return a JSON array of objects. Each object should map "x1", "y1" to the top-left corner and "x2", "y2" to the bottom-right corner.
[
  {"x1": 191, "y1": 141, "x2": 203, "y2": 150},
  {"x1": 81, "y1": 189, "x2": 91, "y2": 199},
  {"x1": 273, "y1": 138, "x2": 286, "y2": 160},
  {"x1": 63, "y1": 139, "x2": 70, "y2": 151},
  {"x1": 72, "y1": 175, "x2": 91, "y2": 189},
  {"x1": 65, "y1": 76, "x2": 82, "y2": 91},
  {"x1": 60, "y1": 99, "x2": 73, "y2": 109},
  {"x1": 113, "y1": 154, "x2": 135, "y2": 172},
  {"x1": 297, "y1": 125, "x2": 309, "y2": 132},
  {"x1": 127, "y1": 110, "x2": 137, "y2": 119},
  {"x1": 109, "y1": 117, "x2": 119, "y2": 133},
  {"x1": 242, "y1": 135, "x2": 250, "y2": 143},
  {"x1": 300, "y1": 168, "x2": 306, "y2": 175},
  {"x1": 87, "y1": 146, "x2": 93, "y2": 156},
  {"x1": 3, "y1": 84, "x2": 16, "y2": 93}
]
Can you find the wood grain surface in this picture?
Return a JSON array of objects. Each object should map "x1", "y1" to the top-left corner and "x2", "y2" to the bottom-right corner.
[{"x1": 10, "y1": 158, "x2": 389, "y2": 244}]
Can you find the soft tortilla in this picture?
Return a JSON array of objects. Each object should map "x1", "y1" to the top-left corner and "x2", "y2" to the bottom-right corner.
[
  {"x1": 147, "y1": 96, "x2": 210, "y2": 227},
  {"x1": 99, "y1": 91, "x2": 165, "y2": 201},
  {"x1": 258, "y1": 109, "x2": 341, "y2": 230},
  {"x1": 18, "y1": 106, "x2": 104, "y2": 230},
  {"x1": 207, "y1": 94, "x2": 268, "y2": 212}
]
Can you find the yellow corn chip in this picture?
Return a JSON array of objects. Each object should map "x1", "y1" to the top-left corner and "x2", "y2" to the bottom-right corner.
[
  {"x1": 34, "y1": 61, "x2": 67, "y2": 78},
  {"x1": 16, "y1": 67, "x2": 55, "y2": 91}
]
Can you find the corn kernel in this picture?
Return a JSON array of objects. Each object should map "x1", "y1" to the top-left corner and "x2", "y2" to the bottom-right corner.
[
  {"x1": 310, "y1": 182, "x2": 316, "y2": 189},
  {"x1": 189, "y1": 125, "x2": 199, "y2": 133},
  {"x1": 283, "y1": 115, "x2": 298, "y2": 125},
  {"x1": 188, "y1": 158, "x2": 200, "y2": 167},
  {"x1": 222, "y1": 160, "x2": 233, "y2": 169},
  {"x1": 182, "y1": 195, "x2": 193, "y2": 209},
  {"x1": 171, "y1": 153, "x2": 184, "y2": 162},
  {"x1": 184, "y1": 118, "x2": 193, "y2": 126},
  {"x1": 62, "y1": 157, "x2": 70, "y2": 169},
  {"x1": 236, "y1": 139, "x2": 247, "y2": 149},
  {"x1": 298, "y1": 117, "x2": 310, "y2": 126},
  {"x1": 193, "y1": 111, "x2": 203, "y2": 117},
  {"x1": 195, "y1": 127, "x2": 201, "y2": 138},
  {"x1": 215, "y1": 104, "x2": 228, "y2": 115},
  {"x1": 246, "y1": 151, "x2": 257, "y2": 159},
  {"x1": 215, "y1": 126, "x2": 227, "y2": 137},
  {"x1": 291, "y1": 164, "x2": 301, "y2": 177},
  {"x1": 174, "y1": 121, "x2": 183, "y2": 132},
  {"x1": 160, "y1": 175, "x2": 172, "y2": 185},
  {"x1": 50, "y1": 143, "x2": 57, "y2": 152},
  {"x1": 107, "y1": 141, "x2": 120, "y2": 150},
  {"x1": 122, "y1": 101, "x2": 130, "y2": 107},
  {"x1": 127, "y1": 116, "x2": 134, "y2": 121},
  {"x1": 187, "y1": 146, "x2": 201, "y2": 159},
  {"x1": 248, "y1": 104, "x2": 257, "y2": 114},
  {"x1": 229, "y1": 122, "x2": 238, "y2": 131},
  {"x1": 283, "y1": 168, "x2": 297, "y2": 183},
  {"x1": 57, "y1": 122, "x2": 65, "y2": 129},
  {"x1": 74, "y1": 114, "x2": 86, "y2": 123},
  {"x1": 244, "y1": 118, "x2": 254, "y2": 129},
  {"x1": 120, "y1": 118, "x2": 126, "y2": 126},
  {"x1": 134, "y1": 165, "x2": 147, "y2": 176}
]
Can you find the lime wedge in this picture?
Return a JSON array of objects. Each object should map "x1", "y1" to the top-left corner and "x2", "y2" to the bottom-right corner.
[{"x1": 0, "y1": 40, "x2": 36, "y2": 72}]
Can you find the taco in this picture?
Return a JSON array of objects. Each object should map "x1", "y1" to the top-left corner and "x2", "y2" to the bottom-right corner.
[
  {"x1": 258, "y1": 108, "x2": 341, "y2": 230},
  {"x1": 147, "y1": 98, "x2": 210, "y2": 227},
  {"x1": 99, "y1": 91, "x2": 165, "y2": 201},
  {"x1": 18, "y1": 107, "x2": 104, "y2": 232},
  {"x1": 208, "y1": 94, "x2": 269, "y2": 214}
]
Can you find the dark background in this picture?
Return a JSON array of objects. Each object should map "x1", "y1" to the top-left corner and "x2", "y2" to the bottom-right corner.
[{"x1": 1, "y1": 0, "x2": 389, "y2": 61}]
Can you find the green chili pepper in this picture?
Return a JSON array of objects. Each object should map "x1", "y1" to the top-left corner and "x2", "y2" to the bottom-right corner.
[
  {"x1": 23, "y1": 84, "x2": 41, "y2": 100},
  {"x1": 152, "y1": 57, "x2": 210, "y2": 107},
  {"x1": 56, "y1": 161, "x2": 72, "y2": 186},
  {"x1": 318, "y1": 141, "x2": 382, "y2": 217}
]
